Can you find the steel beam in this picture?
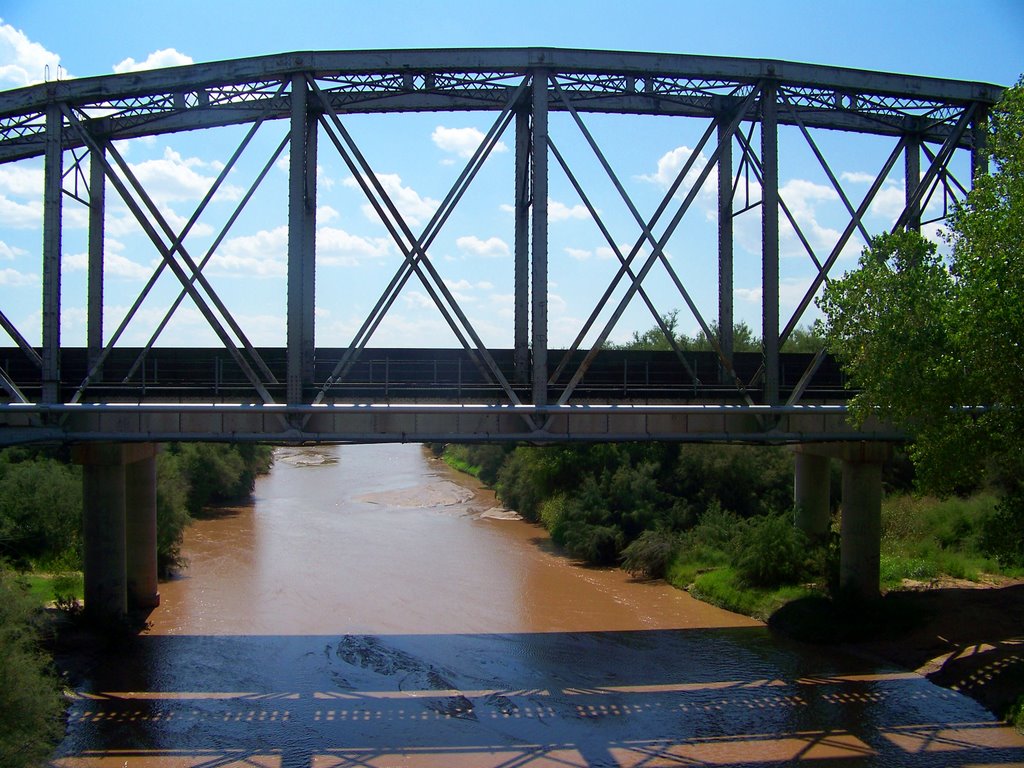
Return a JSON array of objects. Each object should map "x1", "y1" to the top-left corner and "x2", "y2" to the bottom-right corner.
[
  {"x1": 42, "y1": 104, "x2": 62, "y2": 404},
  {"x1": 904, "y1": 134, "x2": 921, "y2": 232},
  {"x1": 718, "y1": 114, "x2": 734, "y2": 383},
  {"x1": 514, "y1": 106, "x2": 530, "y2": 384},
  {"x1": 760, "y1": 80, "x2": 780, "y2": 405},
  {"x1": 287, "y1": 74, "x2": 317, "y2": 404},
  {"x1": 87, "y1": 142, "x2": 105, "y2": 376},
  {"x1": 972, "y1": 106, "x2": 989, "y2": 181},
  {"x1": 531, "y1": 71, "x2": 549, "y2": 406}
]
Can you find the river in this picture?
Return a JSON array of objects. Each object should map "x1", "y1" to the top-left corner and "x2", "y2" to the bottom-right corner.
[{"x1": 51, "y1": 443, "x2": 1024, "y2": 767}]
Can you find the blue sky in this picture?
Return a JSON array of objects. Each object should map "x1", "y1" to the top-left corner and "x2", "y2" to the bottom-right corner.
[{"x1": 0, "y1": 1, "x2": 1021, "y2": 351}]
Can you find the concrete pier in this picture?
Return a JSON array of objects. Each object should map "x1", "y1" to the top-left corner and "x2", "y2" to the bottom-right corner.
[
  {"x1": 793, "y1": 443, "x2": 891, "y2": 600},
  {"x1": 840, "y1": 457, "x2": 884, "y2": 600},
  {"x1": 793, "y1": 449, "x2": 832, "y2": 540},
  {"x1": 125, "y1": 447, "x2": 160, "y2": 609},
  {"x1": 74, "y1": 443, "x2": 159, "y2": 622}
]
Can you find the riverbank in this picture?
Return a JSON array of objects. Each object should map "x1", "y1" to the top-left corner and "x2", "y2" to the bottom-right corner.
[{"x1": 439, "y1": 446, "x2": 1024, "y2": 729}]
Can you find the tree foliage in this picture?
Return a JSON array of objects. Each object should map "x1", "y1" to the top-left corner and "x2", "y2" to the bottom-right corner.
[
  {"x1": 0, "y1": 565, "x2": 63, "y2": 765},
  {"x1": 818, "y1": 76, "x2": 1024, "y2": 555},
  {"x1": 615, "y1": 309, "x2": 822, "y2": 353}
]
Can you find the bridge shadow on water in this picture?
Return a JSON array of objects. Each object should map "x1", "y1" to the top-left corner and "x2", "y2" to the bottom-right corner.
[{"x1": 50, "y1": 625, "x2": 1024, "y2": 768}]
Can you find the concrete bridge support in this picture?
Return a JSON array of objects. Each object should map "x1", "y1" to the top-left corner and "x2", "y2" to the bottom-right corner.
[
  {"x1": 793, "y1": 448, "x2": 831, "y2": 540},
  {"x1": 74, "y1": 443, "x2": 159, "y2": 622},
  {"x1": 793, "y1": 443, "x2": 892, "y2": 600}
]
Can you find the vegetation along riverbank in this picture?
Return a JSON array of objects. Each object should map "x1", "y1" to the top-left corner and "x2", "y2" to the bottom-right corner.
[
  {"x1": 0, "y1": 443, "x2": 272, "y2": 766},
  {"x1": 437, "y1": 440, "x2": 1024, "y2": 729}
]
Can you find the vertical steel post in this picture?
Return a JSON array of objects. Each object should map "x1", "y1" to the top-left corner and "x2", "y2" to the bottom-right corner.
[
  {"x1": 88, "y1": 142, "x2": 106, "y2": 376},
  {"x1": 760, "y1": 81, "x2": 779, "y2": 405},
  {"x1": 971, "y1": 105, "x2": 989, "y2": 183},
  {"x1": 287, "y1": 74, "x2": 317, "y2": 404},
  {"x1": 531, "y1": 70, "x2": 549, "y2": 406},
  {"x1": 904, "y1": 133, "x2": 921, "y2": 232},
  {"x1": 514, "y1": 106, "x2": 530, "y2": 384},
  {"x1": 42, "y1": 103, "x2": 63, "y2": 404},
  {"x1": 717, "y1": 114, "x2": 734, "y2": 383}
]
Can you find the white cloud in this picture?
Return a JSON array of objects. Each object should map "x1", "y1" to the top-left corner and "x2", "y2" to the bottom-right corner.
[
  {"x1": 206, "y1": 226, "x2": 288, "y2": 277},
  {"x1": 431, "y1": 126, "x2": 508, "y2": 159},
  {"x1": 0, "y1": 267, "x2": 36, "y2": 286},
  {"x1": 549, "y1": 199, "x2": 589, "y2": 222},
  {"x1": 0, "y1": 20, "x2": 64, "y2": 88},
  {"x1": 317, "y1": 205, "x2": 340, "y2": 223},
  {"x1": 638, "y1": 145, "x2": 718, "y2": 200},
  {"x1": 565, "y1": 247, "x2": 592, "y2": 261},
  {"x1": 65, "y1": 239, "x2": 152, "y2": 280},
  {"x1": 112, "y1": 48, "x2": 193, "y2": 74},
  {"x1": 0, "y1": 239, "x2": 25, "y2": 260},
  {"x1": 840, "y1": 171, "x2": 878, "y2": 184},
  {"x1": 0, "y1": 194, "x2": 41, "y2": 228},
  {"x1": 0, "y1": 165, "x2": 43, "y2": 196},
  {"x1": 867, "y1": 182, "x2": 907, "y2": 223},
  {"x1": 343, "y1": 173, "x2": 439, "y2": 229},
  {"x1": 128, "y1": 146, "x2": 243, "y2": 204},
  {"x1": 318, "y1": 227, "x2": 391, "y2": 266},
  {"x1": 565, "y1": 244, "x2": 623, "y2": 261},
  {"x1": 455, "y1": 235, "x2": 509, "y2": 258}
]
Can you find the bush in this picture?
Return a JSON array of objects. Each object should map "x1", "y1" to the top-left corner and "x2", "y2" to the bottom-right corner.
[
  {"x1": 980, "y1": 490, "x2": 1024, "y2": 568},
  {"x1": 733, "y1": 514, "x2": 812, "y2": 587},
  {"x1": 156, "y1": 450, "x2": 192, "y2": 576},
  {"x1": 0, "y1": 565, "x2": 64, "y2": 766},
  {"x1": 621, "y1": 529, "x2": 680, "y2": 579},
  {"x1": 563, "y1": 524, "x2": 624, "y2": 565},
  {"x1": 0, "y1": 452, "x2": 82, "y2": 568},
  {"x1": 169, "y1": 443, "x2": 271, "y2": 516}
]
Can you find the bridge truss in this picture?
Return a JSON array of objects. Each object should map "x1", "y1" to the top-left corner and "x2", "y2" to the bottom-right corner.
[{"x1": 0, "y1": 49, "x2": 1001, "y2": 444}]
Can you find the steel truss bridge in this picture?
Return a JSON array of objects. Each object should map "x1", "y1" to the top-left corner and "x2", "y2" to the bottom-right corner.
[{"x1": 0, "y1": 48, "x2": 1002, "y2": 445}]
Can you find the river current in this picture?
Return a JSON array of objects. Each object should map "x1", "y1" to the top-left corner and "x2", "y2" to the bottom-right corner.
[{"x1": 51, "y1": 443, "x2": 1024, "y2": 767}]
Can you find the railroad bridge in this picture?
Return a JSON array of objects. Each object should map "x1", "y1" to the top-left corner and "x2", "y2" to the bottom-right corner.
[{"x1": 0, "y1": 48, "x2": 1000, "y2": 617}]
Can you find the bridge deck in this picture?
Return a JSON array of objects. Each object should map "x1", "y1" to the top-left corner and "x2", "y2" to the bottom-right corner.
[{"x1": 0, "y1": 347, "x2": 895, "y2": 446}]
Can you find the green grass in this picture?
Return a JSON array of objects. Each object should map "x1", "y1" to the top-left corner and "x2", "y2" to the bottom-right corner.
[
  {"x1": 441, "y1": 446, "x2": 482, "y2": 478},
  {"x1": 689, "y1": 566, "x2": 818, "y2": 621},
  {"x1": 878, "y1": 491, "x2": 1016, "y2": 587},
  {"x1": 23, "y1": 572, "x2": 83, "y2": 606}
]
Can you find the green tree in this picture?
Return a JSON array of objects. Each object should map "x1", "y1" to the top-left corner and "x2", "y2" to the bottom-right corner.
[
  {"x1": 0, "y1": 451, "x2": 81, "y2": 568},
  {"x1": 818, "y1": 77, "x2": 1024, "y2": 561},
  {"x1": 156, "y1": 450, "x2": 192, "y2": 576},
  {"x1": 0, "y1": 565, "x2": 64, "y2": 765},
  {"x1": 615, "y1": 310, "x2": 761, "y2": 352}
]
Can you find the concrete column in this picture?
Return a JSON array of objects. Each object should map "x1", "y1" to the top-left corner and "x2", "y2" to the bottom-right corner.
[
  {"x1": 793, "y1": 449, "x2": 831, "y2": 540},
  {"x1": 125, "y1": 446, "x2": 160, "y2": 609},
  {"x1": 75, "y1": 443, "x2": 128, "y2": 622},
  {"x1": 840, "y1": 458, "x2": 883, "y2": 600}
]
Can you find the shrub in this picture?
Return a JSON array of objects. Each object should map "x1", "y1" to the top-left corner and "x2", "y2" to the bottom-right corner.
[
  {"x1": 980, "y1": 490, "x2": 1024, "y2": 568},
  {"x1": 0, "y1": 565, "x2": 64, "y2": 766},
  {"x1": 733, "y1": 514, "x2": 812, "y2": 587},
  {"x1": 621, "y1": 529, "x2": 681, "y2": 579},
  {"x1": 156, "y1": 450, "x2": 192, "y2": 576},
  {"x1": 563, "y1": 524, "x2": 624, "y2": 565},
  {"x1": 0, "y1": 453, "x2": 82, "y2": 568}
]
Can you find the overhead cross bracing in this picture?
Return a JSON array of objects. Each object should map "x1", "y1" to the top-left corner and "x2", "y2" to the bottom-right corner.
[{"x1": 0, "y1": 48, "x2": 1002, "y2": 445}]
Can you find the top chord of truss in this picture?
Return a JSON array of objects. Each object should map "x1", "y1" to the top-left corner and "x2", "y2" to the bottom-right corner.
[{"x1": 0, "y1": 48, "x2": 1003, "y2": 162}]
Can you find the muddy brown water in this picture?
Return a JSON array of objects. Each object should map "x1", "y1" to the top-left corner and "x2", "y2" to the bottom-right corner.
[{"x1": 51, "y1": 444, "x2": 1024, "y2": 767}]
